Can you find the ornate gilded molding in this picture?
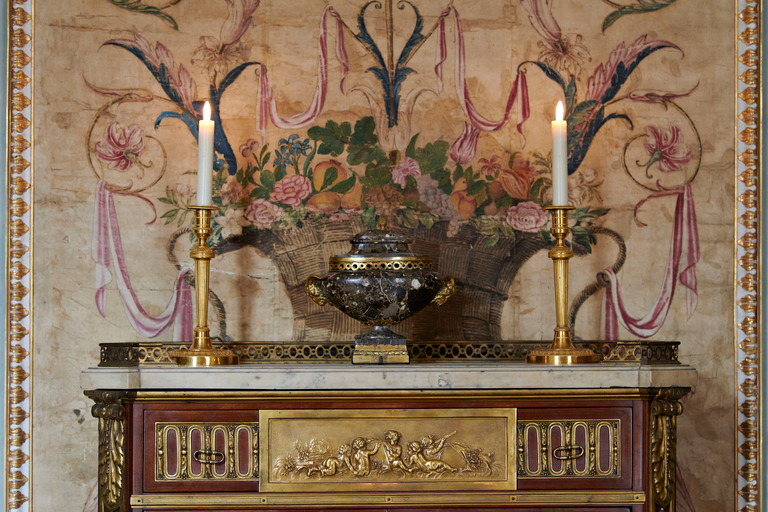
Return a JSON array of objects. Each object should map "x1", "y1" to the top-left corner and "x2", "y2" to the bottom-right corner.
[
  {"x1": 649, "y1": 387, "x2": 689, "y2": 511},
  {"x1": 98, "y1": 340, "x2": 681, "y2": 366},
  {"x1": 735, "y1": 0, "x2": 761, "y2": 511},
  {"x1": 5, "y1": 0, "x2": 33, "y2": 510},
  {"x1": 86, "y1": 391, "x2": 129, "y2": 512}
]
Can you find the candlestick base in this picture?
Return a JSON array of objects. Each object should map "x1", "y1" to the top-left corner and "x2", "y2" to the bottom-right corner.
[
  {"x1": 526, "y1": 348, "x2": 600, "y2": 365},
  {"x1": 170, "y1": 350, "x2": 239, "y2": 366},
  {"x1": 170, "y1": 328, "x2": 239, "y2": 366},
  {"x1": 527, "y1": 206, "x2": 600, "y2": 365},
  {"x1": 170, "y1": 206, "x2": 240, "y2": 367}
]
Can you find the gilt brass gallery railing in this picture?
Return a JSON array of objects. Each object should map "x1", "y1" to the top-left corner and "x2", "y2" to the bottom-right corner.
[{"x1": 98, "y1": 340, "x2": 679, "y2": 367}]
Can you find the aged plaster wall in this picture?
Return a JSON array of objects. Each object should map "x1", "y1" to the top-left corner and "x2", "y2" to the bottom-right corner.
[{"x1": 29, "y1": 1, "x2": 735, "y2": 510}]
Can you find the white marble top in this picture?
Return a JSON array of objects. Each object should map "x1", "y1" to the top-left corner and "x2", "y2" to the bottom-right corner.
[{"x1": 81, "y1": 363, "x2": 697, "y2": 391}]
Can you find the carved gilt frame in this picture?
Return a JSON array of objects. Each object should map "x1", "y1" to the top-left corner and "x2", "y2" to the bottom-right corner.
[{"x1": 1, "y1": 0, "x2": 761, "y2": 510}]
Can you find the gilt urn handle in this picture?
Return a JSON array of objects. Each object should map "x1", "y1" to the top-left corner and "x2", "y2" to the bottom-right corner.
[{"x1": 305, "y1": 275, "x2": 328, "y2": 307}]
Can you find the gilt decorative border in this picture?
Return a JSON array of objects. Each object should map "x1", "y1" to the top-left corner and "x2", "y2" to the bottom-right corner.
[
  {"x1": 97, "y1": 340, "x2": 681, "y2": 366},
  {"x1": 5, "y1": 0, "x2": 33, "y2": 510},
  {"x1": 735, "y1": 0, "x2": 761, "y2": 510},
  {"x1": 1, "y1": 1, "x2": 760, "y2": 510}
]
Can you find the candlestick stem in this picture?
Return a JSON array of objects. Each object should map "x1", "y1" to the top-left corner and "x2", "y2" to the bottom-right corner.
[
  {"x1": 170, "y1": 206, "x2": 239, "y2": 366},
  {"x1": 527, "y1": 206, "x2": 599, "y2": 364}
]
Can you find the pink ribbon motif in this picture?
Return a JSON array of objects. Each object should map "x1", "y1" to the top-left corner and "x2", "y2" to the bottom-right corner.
[
  {"x1": 439, "y1": 6, "x2": 531, "y2": 137},
  {"x1": 93, "y1": 181, "x2": 193, "y2": 342},
  {"x1": 602, "y1": 182, "x2": 700, "y2": 339},
  {"x1": 258, "y1": 6, "x2": 343, "y2": 138}
]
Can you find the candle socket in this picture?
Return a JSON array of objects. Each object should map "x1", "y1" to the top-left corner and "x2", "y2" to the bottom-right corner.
[
  {"x1": 527, "y1": 206, "x2": 600, "y2": 365},
  {"x1": 170, "y1": 206, "x2": 239, "y2": 366}
]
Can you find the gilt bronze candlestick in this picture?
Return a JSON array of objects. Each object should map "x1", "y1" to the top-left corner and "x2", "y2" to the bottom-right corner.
[
  {"x1": 170, "y1": 206, "x2": 239, "y2": 366},
  {"x1": 527, "y1": 206, "x2": 599, "y2": 365}
]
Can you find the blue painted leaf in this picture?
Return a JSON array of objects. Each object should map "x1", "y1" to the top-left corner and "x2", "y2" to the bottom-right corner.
[
  {"x1": 524, "y1": 61, "x2": 567, "y2": 94},
  {"x1": 155, "y1": 111, "x2": 199, "y2": 138},
  {"x1": 565, "y1": 78, "x2": 577, "y2": 114},
  {"x1": 208, "y1": 84, "x2": 238, "y2": 175},
  {"x1": 355, "y1": 2, "x2": 387, "y2": 70},
  {"x1": 395, "y1": 1, "x2": 425, "y2": 68},
  {"x1": 598, "y1": 41, "x2": 678, "y2": 103},
  {"x1": 217, "y1": 61, "x2": 262, "y2": 97}
]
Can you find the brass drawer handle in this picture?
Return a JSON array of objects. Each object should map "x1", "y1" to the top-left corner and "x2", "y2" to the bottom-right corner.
[
  {"x1": 553, "y1": 445, "x2": 584, "y2": 460},
  {"x1": 193, "y1": 450, "x2": 225, "y2": 464}
]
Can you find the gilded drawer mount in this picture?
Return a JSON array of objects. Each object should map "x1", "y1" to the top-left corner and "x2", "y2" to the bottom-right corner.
[
  {"x1": 518, "y1": 419, "x2": 621, "y2": 478},
  {"x1": 156, "y1": 422, "x2": 259, "y2": 482}
]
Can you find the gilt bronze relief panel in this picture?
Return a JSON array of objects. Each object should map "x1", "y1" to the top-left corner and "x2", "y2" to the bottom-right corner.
[{"x1": 258, "y1": 408, "x2": 517, "y2": 492}]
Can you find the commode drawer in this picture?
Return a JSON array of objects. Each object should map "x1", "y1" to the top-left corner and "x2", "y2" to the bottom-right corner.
[
  {"x1": 517, "y1": 406, "x2": 636, "y2": 491},
  {"x1": 143, "y1": 409, "x2": 259, "y2": 493}
]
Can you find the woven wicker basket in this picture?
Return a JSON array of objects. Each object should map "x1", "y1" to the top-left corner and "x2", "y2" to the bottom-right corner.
[{"x1": 217, "y1": 218, "x2": 551, "y2": 342}]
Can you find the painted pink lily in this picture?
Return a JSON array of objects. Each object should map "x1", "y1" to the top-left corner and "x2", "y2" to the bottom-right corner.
[
  {"x1": 639, "y1": 125, "x2": 692, "y2": 176},
  {"x1": 95, "y1": 123, "x2": 146, "y2": 172}
]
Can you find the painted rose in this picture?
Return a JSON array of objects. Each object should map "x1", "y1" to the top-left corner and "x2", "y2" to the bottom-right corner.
[
  {"x1": 506, "y1": 201, "x2": 548, "y2": 232},
  {"x1": 95, "y1": 122, "x2": 146, "y2": 171},
  {"x1": 449, "y1": 122, "x2": 480, "y2": 164},
  {"x1": 245, "y1": 199, "x2": 283, "y2": 228},
  {"x1": 641, "y1": 124, "x2": 693, "y2": 174},
  {"x1": 269, "y1": 175, "x2": 312, "y2": 206},
  {"x1": 392, "y1": 157, "x2": 420, "y2": 187},
  {"x1": 215, "y1": 208, "x2": 250, "y2": 238}
]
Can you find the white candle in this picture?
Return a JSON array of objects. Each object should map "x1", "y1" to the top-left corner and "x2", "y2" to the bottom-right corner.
[
  {"x1": 551, "y1": 101, "x2": 568, "y2": 206},
  {"x1": 196, "y1": 101, "x2": 215, "y2": 206}
]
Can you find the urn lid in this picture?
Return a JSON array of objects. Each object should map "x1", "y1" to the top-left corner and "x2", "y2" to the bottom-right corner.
[
  {"x1": 348, "y1": 217, "x2": 413, "y2": 254},
  {"x1": 329, "y1": 218, "x2": 432, "y2": 271}
]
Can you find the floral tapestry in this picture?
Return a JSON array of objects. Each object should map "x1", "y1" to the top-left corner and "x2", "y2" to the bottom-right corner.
[{"x1": 28, "y1": 0, "x2": 737, "y2": 510}]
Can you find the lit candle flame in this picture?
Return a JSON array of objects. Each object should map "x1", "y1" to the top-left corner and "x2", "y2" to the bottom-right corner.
[
  {"x1": 203, "y1": 101, "x2": 211, "y2": 122},
  {"x1": 556, "y1": 101, "x2": 563, "y2": 122}
]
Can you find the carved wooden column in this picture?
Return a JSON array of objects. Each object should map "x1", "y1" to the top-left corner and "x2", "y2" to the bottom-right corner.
[
  {"x1": 650, "y1": 387, "x2": 689, "y2": 512},
  {"x1": 86, "y1": 390, "x2": 129, "y2": 512}
]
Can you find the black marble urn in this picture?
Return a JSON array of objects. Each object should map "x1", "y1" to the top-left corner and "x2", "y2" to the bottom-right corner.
[{"x1": 306, "y1": 219, "x2": 455, "y2": 364}]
